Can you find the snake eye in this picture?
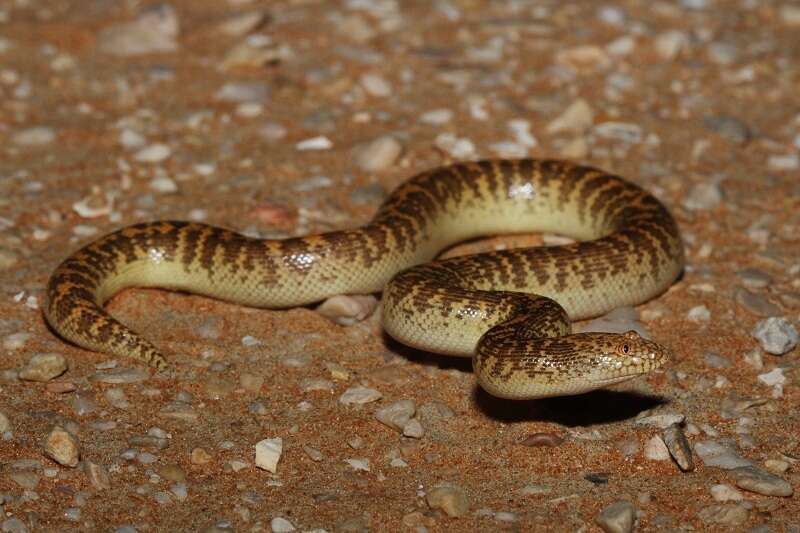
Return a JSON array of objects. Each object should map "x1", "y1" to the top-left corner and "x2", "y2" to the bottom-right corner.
[{"x1": 620, "y1": 343, "x2": 630, "y2": 355}]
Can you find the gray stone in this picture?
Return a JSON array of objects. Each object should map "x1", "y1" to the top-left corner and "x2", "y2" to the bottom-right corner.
[
  {"x1": 426, "y1": 484, "x2": 469, "y2": 517},
  {"x1": 19, "y1": 353, "x2": 67, "y2": 382},
  {"x1": 704, "y1": 115, "x2": 752, "y2": 144},
  {"x1": 683, "y1": 182, "x2": 722, "y2": 211},
  {"x1": 697, "y1": 503, "x2": 749, "y2": 526},
  {"x1": 733, "y1": 466, "x2": 793, "y2": 497},
  {"x1": 752, "y1": 317, "x2": 798, "y2": 355},
  {"x1": 694, "y1": 440, "x2": 752, "y2": 469},
  {"x1": 735, "y1": 288, "x2": 782, "y2": 317},
  {"x1": 353, "y1": 135, "x2": 403, "y2": 172},
  {"x1": 43, "y1": 425, "x2": 80, "y2": 467},
  {"x1": 375, "y1": 399, "x2": 415, "y2": 432},
  {"x1": 663, "y1": 423, "x2": 694, "y2": 471},
  {"x1": 596, "y1": 500, "x2": 636, "y2": 533}
]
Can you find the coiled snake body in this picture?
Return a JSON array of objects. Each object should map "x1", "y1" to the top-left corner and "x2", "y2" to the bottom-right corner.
[{"x1": 45, "y1": 159, "x2": 683, "y2": 399}]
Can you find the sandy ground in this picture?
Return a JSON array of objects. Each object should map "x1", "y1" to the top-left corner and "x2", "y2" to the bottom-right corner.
[{"x1": 0, "y1": 1, "x2": 798, "y2": 531}]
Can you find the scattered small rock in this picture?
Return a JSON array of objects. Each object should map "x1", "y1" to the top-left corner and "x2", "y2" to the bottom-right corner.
[
  {"x1": 12, "y1": 126, "x2": 56, "y2": 146},
  {"x1": 43, "y1": 425, "x2": 80, "y2": 467},
  {"x1": 704, "y1": 115, "x2": 752, "y2": 145},
  {"x1": 644, "y1": 435, "x2": 671, "y2": 461},
  {"x1": 98, "y1": 4, "x2": 179, "y2": 56},
  {"x1": 254, "y1": 437, "x2": 282, "y2": 474},
  {"x1": 520, "y1": 432, "x2": 564, "y2": 447},
  {"x1": 353, "y1": 135, "x2": 403, "y2": 172},
  {"x1": 695, "y1": 440, "x2": 752, "y2": 469},
  {"x1": 732, "y1": 465, "x2": 793, "y2": 497},
  {"x1": 19, "y1": 353, "x2": 68, "y2": 382},
  {"x1": 697, "y1": 503, "x2": 749, "y2": 526},
  {"x1": 316, "y1": 294, "x2": 378, "y2": 325},
  {"x1": 339, "y1": 385, "x2": 382, "y2": 405},
  {"x1": 595, "y1": 500, "x2": 637, "y2": 533},
  {"x1": 710, "y1": 483, "x2": 743, "y2": 502},
  {"x1": 663, "y1": 423, "x2": 694, "y2": 471},
  {"x1": 683, "y1": 182, "x2": 722, "y2": 211},
  {"x1": 270, "y1": 517, "x2": 296, "y2": 533},
  {"x1": 426, "y1": 485, "x2": 469, "y2": 517},
  {"x1": 752, "y1": 317, "x2": 798, "y2": 355},
  {"x1": 374, "y1": 399, "x2": 415, "y2": 432}
]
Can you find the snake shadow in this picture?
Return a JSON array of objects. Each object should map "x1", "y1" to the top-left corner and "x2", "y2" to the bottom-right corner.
[{"x1": 384, "y1": 333, "x2": 669, "y2": 426}]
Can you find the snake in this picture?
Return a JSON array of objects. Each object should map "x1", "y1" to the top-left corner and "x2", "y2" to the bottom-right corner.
[{"x1": 44, "y1": 159, "x2": 684, "y2": 399}]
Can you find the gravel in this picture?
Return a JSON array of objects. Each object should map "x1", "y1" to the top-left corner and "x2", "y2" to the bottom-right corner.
[{"x1": 752, "y1": 317, "x2": 798, "y2": 355}]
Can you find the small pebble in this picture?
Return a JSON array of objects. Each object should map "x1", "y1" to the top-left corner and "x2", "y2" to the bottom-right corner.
[
  {"x1": 83, "y1": 460, "x2": 111, "y2": 490},
  {"x1": 520, "y1": 432, "x2": 564, "y2": 447},
  {"x1": 254, "y1": 437, "x2": 282, "y2": 473},
  {"x1": 694, "y1": 440, "x2": 752, "y2": 469},
  {"x1": 688, "y1": 305, "x2": 711, "y2": 322},
  {"x1": 134, "y1": 143, "x2": 171, "y2": 163},
  {"x1": 0, "y1": 411, "x2": 10, "y2": 433},
  {"x1": 19, "y1": 353, "x2": 68, "y2": 382},
  {"x1": 419, "y1": 109, "x2": 453, "y2": 125},
  {"x1": 191, "y1": 447, "x2": 212, "y2": 465},
  {"x1": 735, "y1": 288, "x2": 782, "y2": 317},
  {"x1": 12, "y1": 126, "x2": 56, "y2": 146},
  {"x1": 752, "y1": 317, "x2": 798, "y2": 355},
  {"x1": 344, "y1": 458, "x2": 370, "y2": 471},
  {"x1": 359, "y1": 73, "x2": 392, "y2": 97},
  {"x1": 316, "y1": 294, "x2": 378, "y2": 325},
  {"x1": 426, "y1": 485, "x2": 469, "y2": 517},
  {"x1": 97, "y1": 4, "x2": 179, "y2": 56},
  {"x1": 270, "y1": 517, "x2": 296, "y2": 533},
  {"x1": 636, "y1": 413, "x2": 685, "y2": 429},
  {"x1": 546, "y1": 99, "x2": 594, "y2": 134},
  {"x1": 732, "y1": 465, "x2": 793, "y2": 497},
  {"x1": 352, "y1": 136, "x2": 403, "y2": 172},
  {"x1": 703, "y1": 115, "x2": 752, "y2": 145},
  {"x1": 710, "y1": 483, "x2": 743, "y2": 502},
  {"x1": 683, "y1": 183, "x2": 722, "y2": 211},
  {"x1": 434, "y1": 133, "x2": 476, "y2": 159},
  {"x1": 697, "y1": 503, "x2": 749, "y2": 526},
  {"x1": 43, "y1": 425, "x2": 80, "y2": 467},
  {"x1": 644, "y1": 435, "x2": 671, "y2": 461},
  {"x1": 663, "y1": 423, "x2": 695, "y2": 471},
  {"x1": 296, "y1": 136, "x2": 333, "y2": 151},
  {"x1": 339, "y1": 385, "x2": 382, "y2": 405},
  {"x1": 375, "y1": 400, "x2": 415, "y2": 432},
  {"x1": 595, "y1": 500, "x2": 636, "y2": 533}
]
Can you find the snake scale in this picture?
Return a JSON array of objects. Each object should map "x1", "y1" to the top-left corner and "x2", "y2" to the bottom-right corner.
[{"x1": 45, "y1": 159, "x2": 684, "y2": 399}]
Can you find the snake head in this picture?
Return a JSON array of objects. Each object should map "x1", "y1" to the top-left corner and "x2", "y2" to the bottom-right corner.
[{"x1": 587, "y1": 330, "x2": 670, "y2": 387}]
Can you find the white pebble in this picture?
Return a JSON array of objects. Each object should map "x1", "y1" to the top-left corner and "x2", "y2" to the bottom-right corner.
[
  {"x1": 593, "y1": 122, "x2": 642, "y2": 144},
  {"x1": 254, "y1": 437, "x2": 282, "y2": 473},
  {"x1": 119, "y1": 129, "x2": 145, "y2": 149},
  {"x1": 134, "y1": 143, "x2": 171, "y2": 163},
  {"x1": 644, "y1": 435, "x2": 671, "y2": 460},
  {"x1": 270, "y1": 517, "x2": 296, "y2": 532},
  {"x1": 767, "y1": 154, "x2": 799, "y2": 171},
  {"x1": 757, "y1": 368, "x2": 786, "y2": 387},
  {"x1": 13, "y1": 126, "x2": 56, "y2": 146},
  {"x1": 419, "y1": 108, "x2": 453, "y2": 125},
  {"x1": 655, "y1": 30, "x2": 688, "y2": 60},
  {"x1": 352, "y1": 136, "x2": 403, "y2": 172},
  {"x1": 710, "y1": 483, "x2": 744, "y2": 502},
  {"x1": 344, "y1": 458, "x2": 370, "y2": 471},
  {"x1": 296, "y1": 136, "x2": 333, "y2": 151},
  {"x1": 149, "y1": 176, "x2": 178, "y2": 193},
  {"x1": 339, "y1": 385, "x2": 382, "y2": 405},
  {"x1": 752, "y1": 317, "x2": 798, "y2": 355},
  {"x1": 3, "y1": 332, "x2": 31, "y2": 350},
  {"x1": 547, "y1": 99, "x2": 594, "y2": 134},
  {"x1": 44, "y1": 425, "x2": 80, "y2": 467},
  {"x1": 688, "y1": 305, "x2": 710, "y2": 322},
  {"x1": 360, "y1": 73, "x2": 392, "y2": 97},
  {"x1": 434, "y1": 133, "x2": 476, "y2": 159}
]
